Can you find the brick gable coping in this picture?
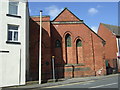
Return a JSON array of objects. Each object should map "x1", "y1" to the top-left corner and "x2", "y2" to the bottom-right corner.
[{"x1": 53, "y1": 8, "x2": 83, "y2": 22}]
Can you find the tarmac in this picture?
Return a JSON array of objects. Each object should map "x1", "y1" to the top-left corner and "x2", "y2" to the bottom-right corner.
[{"x1": 2, "y1": 74, "x2": 119, "y2": 90}]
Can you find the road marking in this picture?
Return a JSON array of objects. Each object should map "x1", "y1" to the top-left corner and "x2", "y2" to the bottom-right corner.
[
  {"x1": 89, "y1": 83, "x2": 118, "y2": 88},
  {"x1": 43, "y1": 80, "x2": 95, "y2": 88}
]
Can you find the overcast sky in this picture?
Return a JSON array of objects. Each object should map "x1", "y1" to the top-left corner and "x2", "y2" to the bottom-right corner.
[{"x1": 28, "y1": 2, "x2": 118, "y2": 33}]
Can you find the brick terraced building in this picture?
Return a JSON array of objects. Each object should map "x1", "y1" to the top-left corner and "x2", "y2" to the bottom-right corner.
[
  {"x1": 29, "y1": 8, "x2": 106, "y2": 82},
  {"x1": 98, "y1": 23, "x2": 120, "y2": 74}
]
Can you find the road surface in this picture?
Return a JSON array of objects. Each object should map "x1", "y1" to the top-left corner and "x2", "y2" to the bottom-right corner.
[{"x1": 42, "y1": 75, "x2": 119, "y2": 89}]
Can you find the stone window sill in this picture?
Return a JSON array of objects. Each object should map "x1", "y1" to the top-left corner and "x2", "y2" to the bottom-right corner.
[
  {"x1": 6, "y1": 14, "x2": 21, "y2": 18},
  {"x1": 6, "y1": 41, "x2": 21, "y2": 45}
]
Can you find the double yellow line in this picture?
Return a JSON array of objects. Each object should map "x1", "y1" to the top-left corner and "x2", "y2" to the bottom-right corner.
[{"x1": 43, "y1": 80, "x2": 95, "y2": 88}]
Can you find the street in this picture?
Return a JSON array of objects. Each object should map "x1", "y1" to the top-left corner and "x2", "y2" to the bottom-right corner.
[
  {"x1": 2, "y1": 74, "x2": 119, "y2": 90},
  {"x1": 42, "y1": 75, "x2": 119, "y2": 89}
]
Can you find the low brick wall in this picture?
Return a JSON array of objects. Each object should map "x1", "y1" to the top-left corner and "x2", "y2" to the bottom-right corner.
[{"x1": 54, "y1": 64, "x2": 94, "y2": 79}]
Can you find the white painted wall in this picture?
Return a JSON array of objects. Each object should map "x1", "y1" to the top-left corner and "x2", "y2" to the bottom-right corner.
[
  {"x1": 0, "y1": 0, "x2": 29, "y2": 87},
  {"x1": 116, "y1": 38, "x2": 120, "y2": 56},
  {"x1": 116, "y1": 38, "x2": 119, "y2": 56},
  {"x1": 0, "y1": 0, "x2": 2, "y2": 87},
  {"x1": 116, "y1": 38, "x2": 120, "y2": 71},
  {"x1": 118, "y1": 38, "x2": 120, "y2": 56}
]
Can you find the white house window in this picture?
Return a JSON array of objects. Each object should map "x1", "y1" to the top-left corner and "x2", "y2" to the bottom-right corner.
[
  {"x1": 8, "y1": 25, "x2": 19, "y2": 42},
  {"x1": 9, "y1": 2, "x2": 19, "y2": 15}
]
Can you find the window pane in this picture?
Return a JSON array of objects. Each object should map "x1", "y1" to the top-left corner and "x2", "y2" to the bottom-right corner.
[
  {"x1": 8, "y1": 25, "x2": 19, "y2": 42},
  {"x1": 77, "y1": 40, "x2": 82, "y2": 47},
  {"x1": 14, "y1": 32, "x2": 18, "y2": 41},
  {"x1": 55, "y1": 40, "x2": 61, "y2": 48},
  {"x1": 9, "y1": 2, "x2": 18, "y2": 6},
  {"x1": 8, "y1": 25, "x2": 18, "y2": 30},
  {"x1": 9, "y1": 2, "x2": 18, "y2": 15},
  {"x1": 66, "y1": 34, "x2": 71, "y2": 47},
  {"x1": 8, "y1": 31, "x2": 12, "y2": 41}
]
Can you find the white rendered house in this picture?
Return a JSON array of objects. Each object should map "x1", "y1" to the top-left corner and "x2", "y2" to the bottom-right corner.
[{"x1": 0, "y1": 0, "x2": 29, "y2": 87}]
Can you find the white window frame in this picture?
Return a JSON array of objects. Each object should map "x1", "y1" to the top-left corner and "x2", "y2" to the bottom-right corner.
[{"x1": 8, "y1": 25, "x2": 19, "y2": 42}]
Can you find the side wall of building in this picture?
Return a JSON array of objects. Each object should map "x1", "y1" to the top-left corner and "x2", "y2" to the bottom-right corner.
[
  {"x1": 91, "y1": 31, "x2": 106, "y2": 75},
  {"x1": 98, "y1": 24, "x2": 118, "y2": 68},
  {"x1": 29, "y1": 18, "x2": 39, "y2": 81},
  {"x1": 29, "y1": 17, "x2": 52, "y2": 82},
  {"x1": 0, "y1": 0, "x2": 2, "y2": 87},
  {"x1": 0, "y1": 0, "x2": 28, "y2": 87}
]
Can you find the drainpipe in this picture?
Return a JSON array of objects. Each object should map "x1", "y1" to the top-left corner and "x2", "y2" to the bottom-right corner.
[
  {"x1": 91, "y1": 33, "x2": 96, "y2": 76},
  {"x1": 39, "y1": 10, "x2": 42, "y2": 84},
  {"x1": 19, "y1": 49, "x2": 21, "y2": 85}
]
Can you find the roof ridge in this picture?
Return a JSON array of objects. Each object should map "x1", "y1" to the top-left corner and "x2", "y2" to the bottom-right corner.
[
  {"x1": 101, "y1": 23, "x2": 120, "y2": 27},
  {"x1": 100, "y1": 23, "x2": 120, "y2": 36}
]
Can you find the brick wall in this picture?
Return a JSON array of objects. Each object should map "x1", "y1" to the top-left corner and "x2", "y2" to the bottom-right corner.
[
  {"x1": 98, "y1": 23, "x2": 118, "y2": 68},
  {"x1": 91, "y1": 31, "x2": 106, "y2": 75},
  {"x1": 51, "y1": 23, "x2": 106, "y2": 77},
  {"x1": 29, "y1": 9, "x2": 106, "y2": 82},
  {"x1": 29, "y1": 16, "x2": 52, "y2": 82}
]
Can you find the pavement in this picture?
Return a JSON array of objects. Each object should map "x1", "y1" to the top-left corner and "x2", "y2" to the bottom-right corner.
[{"x1": 2, "y1": 74, "x2": 119, "y2": 89}]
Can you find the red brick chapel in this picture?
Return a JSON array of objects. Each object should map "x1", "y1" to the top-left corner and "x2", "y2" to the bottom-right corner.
[{"x1": 29, "y1": 8, "x2": 106, "y2": 82}]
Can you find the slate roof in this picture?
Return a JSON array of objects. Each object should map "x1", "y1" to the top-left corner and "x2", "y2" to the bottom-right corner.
[{"x1": 101, "y1": 23, "x2": 120, "y2": 36}]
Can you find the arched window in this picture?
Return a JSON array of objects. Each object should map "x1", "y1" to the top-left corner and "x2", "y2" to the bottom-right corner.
[
  {"x1": 76, "y1": 39, "x2": 82, "y2": 47},
  {"x1": 65, "y1": 34, "x2": 71, "y2": 47},
  {"x1": 55, "y1": 39, "x2": 61, "y2": 48},
  {"x1": 76, "y1": 39, "x2": 83, "y2": 64}
]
